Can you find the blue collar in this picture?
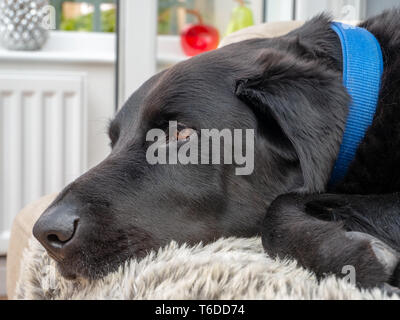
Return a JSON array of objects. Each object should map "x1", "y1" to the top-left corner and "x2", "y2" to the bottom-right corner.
[{"x1": 329, "y1": 22, "x2": 384, "y2": 187}]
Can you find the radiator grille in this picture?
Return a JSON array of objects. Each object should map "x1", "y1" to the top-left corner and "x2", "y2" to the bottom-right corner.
[{"x1": 0, "y1": 72, "x2": 87, "y2": 254}]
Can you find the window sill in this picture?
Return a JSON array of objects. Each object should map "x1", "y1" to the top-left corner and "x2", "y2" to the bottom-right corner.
[
  {"x1": 0, "y1": 33, "x2": 189, "y2": 66},
  {"x1": 0, "y1": 31, "x2": 116, "y2": 64}
]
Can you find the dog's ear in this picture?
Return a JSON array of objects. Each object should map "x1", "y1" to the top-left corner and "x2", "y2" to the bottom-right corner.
[{"x1": 235, "y1": 49, "x2": 350, "y2": 192}]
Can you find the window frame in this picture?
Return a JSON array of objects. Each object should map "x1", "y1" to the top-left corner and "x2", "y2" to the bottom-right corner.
[
  {"x1": 117, "y1": 0, "x2": 267, "y2": 109},
  {"x1": 51, "y1": 0, "x2": 116, "y2": 32}
]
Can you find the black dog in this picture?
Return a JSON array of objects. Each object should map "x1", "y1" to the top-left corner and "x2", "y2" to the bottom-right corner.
[{"x1": 33, "y1": 9, "x2": 400, "y2": 290}]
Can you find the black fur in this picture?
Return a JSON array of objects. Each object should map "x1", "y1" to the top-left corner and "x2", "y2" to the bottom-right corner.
[
  {"x1": 261, "y1": 9, "x2": 400, "y2": 289},
  {"x1": 33, "y1": 9, "x2": 400, "y2": 290}
]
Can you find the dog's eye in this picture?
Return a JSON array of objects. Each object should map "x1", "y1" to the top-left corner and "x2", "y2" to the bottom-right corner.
[
  {"x1": 167, "y1": 124, "x2": 195, "y2": 144},
  {"x1": 175, "y1": 128, "x2": 195, "y2": 142},
  {"x1": 165, "y1": 123, "x2": 196, "y2": 145}
]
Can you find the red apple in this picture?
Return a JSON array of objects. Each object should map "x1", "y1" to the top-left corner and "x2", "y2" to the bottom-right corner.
[{"x1": 180, "y1": 15, "x2": 219, "y2": 57}]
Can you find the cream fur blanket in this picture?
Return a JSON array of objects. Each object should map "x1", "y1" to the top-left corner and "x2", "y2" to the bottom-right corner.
[{"x1": 16, "y1": 237, "x2": 398, "y2": 300}]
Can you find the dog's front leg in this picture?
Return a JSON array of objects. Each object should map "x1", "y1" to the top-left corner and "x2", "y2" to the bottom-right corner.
[{"x1": 262, "y1": 193, "x2": 400, "y2": 291}]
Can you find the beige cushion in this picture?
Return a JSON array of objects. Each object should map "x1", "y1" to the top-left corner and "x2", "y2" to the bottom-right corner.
[
  {"x1": 6, "y1": 194, "x2": 57, "y2": 299},
  {"x1": 219, "y1": 21, "x2": 304, "y2": 47},
  {"x1": 6, "y1": 21, "x2": 305, "y2": 300}
]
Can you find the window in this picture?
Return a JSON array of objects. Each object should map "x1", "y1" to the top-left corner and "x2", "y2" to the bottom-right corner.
[
  {"x1": 157, "y1": 0, "x2": 264, "y2": 36},
  {"x1": 50, "y1": 0, "x2": 116, "y2": 32},
  {"x1": 117, "y1": 0, "x2": 265, "y2": 105}
]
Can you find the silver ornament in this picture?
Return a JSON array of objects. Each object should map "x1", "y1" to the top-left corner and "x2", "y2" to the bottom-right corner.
[{"x1": 0, "y1": 0, "x2": 50, "y2": 51}]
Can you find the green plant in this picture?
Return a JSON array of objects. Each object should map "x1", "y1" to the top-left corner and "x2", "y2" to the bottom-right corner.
[
  {"x1": 101, "y1": 7, "x2": 116, "y2": 32},
  {"x1": 60, "y1": 8, "x2": 115, "y2": 32}
]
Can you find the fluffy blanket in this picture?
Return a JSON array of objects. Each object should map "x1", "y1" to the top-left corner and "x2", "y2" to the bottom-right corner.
[{"x1": 15, "y1": 237, "x2": 398, "y2": 300}]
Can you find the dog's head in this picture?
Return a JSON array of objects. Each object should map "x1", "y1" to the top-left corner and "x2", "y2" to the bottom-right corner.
[{"x1": 33, "y1": 17, "x2": 349, "y2": 280}]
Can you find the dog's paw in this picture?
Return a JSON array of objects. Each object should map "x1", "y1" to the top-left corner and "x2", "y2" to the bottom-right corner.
[
  {"x1": 345, "y1": 232, "x2": 400, "y2": 275},
  {"x1": 379, "y1": 283, "x2": 400, "y2": 297},
  {"x1": 345, "y1": 231, "x2": 400, "y2": 289}
]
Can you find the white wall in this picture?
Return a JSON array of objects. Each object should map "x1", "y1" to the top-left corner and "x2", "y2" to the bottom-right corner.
[
  {"x1": 366, "y1": 0, "x2": 400, "y2": 17},
  {"x1": 266, "y1": 0, "x2": 295, "y2": 21},
  {"x1": 295, "y1": 0, "x2": 365, "y2": 20},
  {"x1": 295, "y1": 0, "x2": 399, "y2": 22}
]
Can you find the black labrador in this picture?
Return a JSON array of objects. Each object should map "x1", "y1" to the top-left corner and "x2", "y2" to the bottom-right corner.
[{"x1": 33, "y1": 9, "x2": 400, "y2": 291}]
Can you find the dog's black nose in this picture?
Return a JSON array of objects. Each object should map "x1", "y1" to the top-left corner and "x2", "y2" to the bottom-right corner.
[{"x1": 33, "y1": 203, "x2": 79, "y2": 258}]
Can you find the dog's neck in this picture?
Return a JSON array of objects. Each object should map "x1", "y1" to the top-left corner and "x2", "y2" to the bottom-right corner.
[{"x1": 288, "y1": 20, "x2": 385, "y2": 190}]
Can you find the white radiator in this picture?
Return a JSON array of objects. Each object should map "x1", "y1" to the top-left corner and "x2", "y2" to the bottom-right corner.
[{"x1": 0, "y1": 72, "x2": 87, "y2": 254}]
